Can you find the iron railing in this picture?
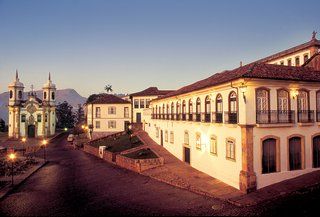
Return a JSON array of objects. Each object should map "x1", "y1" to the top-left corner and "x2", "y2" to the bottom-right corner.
[{"x1": 256, "y1": 110, "x2": 295, "y2": 124}]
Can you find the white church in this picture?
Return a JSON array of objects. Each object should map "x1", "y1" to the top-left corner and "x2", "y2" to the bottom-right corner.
[{"x1": 8, "y1": 71, "x2": 57, "y2": 139}]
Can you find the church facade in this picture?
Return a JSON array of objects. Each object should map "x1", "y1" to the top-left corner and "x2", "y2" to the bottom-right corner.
[{"x1": 8, "y1": 72, "x2": 57, "y2": 139}]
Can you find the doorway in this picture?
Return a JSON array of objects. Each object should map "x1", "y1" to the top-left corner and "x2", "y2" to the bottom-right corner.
[
  {"x1": 184, "y1": 147, "x2": 190, "y2": 164},
  {"x1": 136, "y1": 113, "x2": 141, "y2": 123},
  {"x1": 28, "y1": 125, "x2": 35, "y2": 138}
]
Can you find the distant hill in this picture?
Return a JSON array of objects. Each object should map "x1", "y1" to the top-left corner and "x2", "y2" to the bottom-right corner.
[{"x1": 0, "y1": 89, "x2": 87, "y2": 124}]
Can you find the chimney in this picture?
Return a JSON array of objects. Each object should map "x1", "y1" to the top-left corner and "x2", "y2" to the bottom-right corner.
[{"x1": 240, "y1": 61, "x2": 243, "y2": 67}]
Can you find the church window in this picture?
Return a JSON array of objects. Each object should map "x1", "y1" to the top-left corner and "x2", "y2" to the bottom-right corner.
[
  {"x1": 37, "y1": 115, "x2": 42, "y2": 122},
  {"x1": 18, "y1": 91, "x2": 22, "y2": 99},
  {"x1": 9, "y1": 90, "x2": 13, "y2": 99},
  {"x1": 51, "y1": 92, "x2": 55, "y2": 100},
  {"x1": 44, "y1": 92, "x2": 47, "y2": 100},
  {"x1": 21, "y1": 115, "x2": 26, "y2": 123},
  {"x1": 295, "y1": 56, "x2": 300, "y2": 66}
]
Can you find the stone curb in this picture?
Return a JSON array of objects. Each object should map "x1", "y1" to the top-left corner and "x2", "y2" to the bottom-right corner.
[{"x1": 0, "y1": 158, "x2": 47, "y2": 200}]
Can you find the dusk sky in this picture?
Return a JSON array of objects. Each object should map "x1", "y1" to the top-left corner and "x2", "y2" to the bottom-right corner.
[{"x1": 0, "y1": 0, "x2": 319, "y2": 97}]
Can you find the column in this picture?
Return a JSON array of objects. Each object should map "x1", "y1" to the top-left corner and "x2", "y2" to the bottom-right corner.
[{"x1": 239, "y1": 124, "x2": 257, "y2": 193}]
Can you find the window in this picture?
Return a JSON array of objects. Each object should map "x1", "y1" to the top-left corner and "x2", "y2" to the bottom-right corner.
[
  {"x1": 108, "y1": 121, "x2": 116, "y2": 129},
  {"x1": 196, "y1": 98, "x2": 201, "y2": 121},
  {"x1": 51, "y1": 92, "x2": 55, "y2": 100},
  {"x1": 228, "y1": 91, "x2": 237, "y2": 123},
  {"x1": 146, "y1": 99, "x2": 150, "y2": 108},
  {"x1": 184, "y1": 131, "x2": 189, "y2": 146},
  {"x1": 256, "y1": 88, "x2": 270, "y2": 123},
  {"x1": 196, "y1": 133, "x2": 201, "y2": 150},
  {"x1": 165, "y1": 130, "x2": 168, "y2": 142},
  {"x1": 156, "y1": 127, "x2": 159, "y2": 138},
  {"x1": 210, "y1": 135, "x2": 217, "y2": 155},
  {"x1": 134, "y1": 99, "x2": 139, "y2": 109},
  {"x1": 215, "y1": 94, "x2": 223, "y2": 123},
  {"x1": 295, "y1": 56, "x2": 300, "y2": 66},
  {"x1": 317, "y1": 91, "x2": 320, "y2": 122},
  {"x1": 21, "y1": 114, "x2": 26, "y2": 123},
  {"x1": 140, "y1": 99, "x2": 145, "y2": 108},
  {"x1": 18, "y1": 91, "x2": 22, "y2": 99},
  {"x1": 304, "y1": 54, "x2": 309, "y2": 63},
  {"x1": 124, "y1": 107, "x2": 129, "y2": 118},
  {"x1": 289, "y1": 137, "x2": 302, "y2": 170},
  {"x1": 171, "y1": 102, "x2": 175, "y2": 119},
  {"x1": 176, "y1": 102, "x2": 180, "y2": 119},
  {"x1": 182, "y1": 100, "x2": 186, "y2": 115},
  {"x1": 205, "y1": 96, "x2": 211, "y2": 122},
  {"x1": 262, "y1": 138, "x2": 277, "y2": 174},
  {"x1": 9, "y1": 90, "x2": 13, "y2": 99},
  {"x1": 313, "y1": 136, "x2": 320, "y2": 168},
  {"x1": 108, "y1": 106, "x2": 116, "y2": 115},
  {"x1": 287, "y1": 59, "x2": 292, "y2": 66},
  {"x1": 95, "y1": 107, "x2": 101, "y2": 118},
  {"x1": 297, "y1": 90, "x2": 309, "y2": 111},
  {"x1": 95, "y1": 121, "x2": 100, "y2": 129},
  {"x1": 45, "y1": 114, "x2": 48, "y2": 122},
  {"x1": 37, "y1": 114, "x2": 42, "y2": 122},
  {"x1": 226, "y1": 138, "x2": 236, "y2": 160},
  {"x1": 44, "y1": 92, "x2": 47, "y2": 100},
  {"x1": 170, "y1": 131, "x2": 174, "y2": 143},
  {"x1": 277, "y1": 89, "x2": 291, "y2": 123},
  {"x1": 280, "y1": 61, "x2": 284, "y2": 65}
]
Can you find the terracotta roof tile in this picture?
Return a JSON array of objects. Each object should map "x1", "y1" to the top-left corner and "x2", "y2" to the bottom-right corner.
[
  {"x1": 88, "y1": 94, "x2": 130, "y2": 104},
  {"x1": 130, "y1": 87, "x2": 174, "y2": 97},
  {"x1": 157, "y1": 63, "x2": 320, "y2": 100}
]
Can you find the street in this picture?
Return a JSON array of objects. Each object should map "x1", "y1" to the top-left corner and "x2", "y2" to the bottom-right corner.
[{"x1": 1, "y1": 134, "x2": 320, "y2": 216}]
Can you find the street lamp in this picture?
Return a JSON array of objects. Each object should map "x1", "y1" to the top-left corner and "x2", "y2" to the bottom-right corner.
[
  {"x1": 8, "y1": 153, "x2": 16, "y2": 186},
  {"x1": 42, "y1": 139, "x2": 48, "y2": 162},
  {"x1": 21, "y1": 137, "x2": 26, "y2": 156}
]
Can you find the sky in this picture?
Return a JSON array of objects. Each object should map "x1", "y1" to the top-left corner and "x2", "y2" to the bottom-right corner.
[{"x1": 0, "y1": 0, "x2": 319, "y2": 97}]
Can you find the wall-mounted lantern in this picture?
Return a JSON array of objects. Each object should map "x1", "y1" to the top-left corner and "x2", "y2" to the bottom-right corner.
[{"x1": 239, "y1": 84, "x2": 247, "y2": 103}]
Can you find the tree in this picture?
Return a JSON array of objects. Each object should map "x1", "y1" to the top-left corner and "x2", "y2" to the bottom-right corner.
[
  {"x1": 76, "y1": 104, "x2": 85, "y2": 124},
  {"x1": 104, "y1": 84, "x2": 113, "y2": 93},
  {"x1": 56, "y1": 101, "x2": 76, "y2": 129},
  {"x1": 0, "y1": 119, "x2": 5, "y2": 132}
]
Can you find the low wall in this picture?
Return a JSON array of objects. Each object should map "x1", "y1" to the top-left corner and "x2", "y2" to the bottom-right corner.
[{"x1": 83, "y1": 145, "x2": 99, "y2": 157}]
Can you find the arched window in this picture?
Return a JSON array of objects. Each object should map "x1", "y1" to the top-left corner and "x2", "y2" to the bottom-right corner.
[
  {"x1": 210, "y1": 135, "x2": 217, "y2": 155},
  {"x1": 289, "y1": 137, "x2": 303, "y2": 170},
  {"x1": 176, "y1": 102, "x2": 181, "y2": 120},
  {"x1": 158, "y1": 106, "x2": 161, "y2": 119},
  {"x1": 313, "y1": 136, "x2": 320, "y2": 168},
  {"x1": 184, "y1": 131, "x2": 189, "y2": 145},
  {"x1": 51, "y1": 92, "x2": 55, "y2": 100},
  {"x1": 226, "y1": 138, "x2": 236, "y2": 160},
  {"x1": 196, "y1": 133, "x2": 201, "y2": 149},
  {"x1": 317, "y1": 91, "x2": 320, "y2": 122},
  {"x1": 171, "y1": 102, "x2": 175, "y2": 120},
  {"x1": 215, "y1": 94, "x2": 223, "y2": 123},
  {"x1": 262, "y1": 138, "x2": 277, "y2": 174},
  {"x1": 44, "y1": 92, "x2": 47, "y2": 100},
  {"x1": 18, "y1": 90, "x2": 22, "y2": 99},
  {"x1": 188, "y1": 99, "x2": 193, "y2": 121},
  {"x1": 182, "y1": 100, "x2": 186, "y2": 120},
  {"x1": 155, "y1": 105, "x2": 158, "y2": 118},
  {"x1": 166, "y1": 104, "x2": 169, "y2": 120},
  {"x1": 256, "y1": 88, "x2": 270, "y2": 124},
  {"x1": 165, "y1": 130, "x2": 168, "y2": 142},
  {"x1": 162, "y1": 104, "x2": 165, "y2": 119},
  {"x1": 205, "y1": 96, "x2": 211, "y2": 122},
  {"x1": 152, "y1": 107, "x2": 155, "y2": 119},
  {"x1": 228, "y1": 91, "x2": 237, "y2": 124},
  {"x1": 9, "y1": 90, "x2": 13, "y2": 99},
  {"x1": 277, "y1": 89, "x2": 291, "y2": 123},
  {"x1": 297, "y1": 90, "x2": 310, "y2": 123},
  {"x1": 196, "y1": 98, "x2": 201, "y2": 122}
]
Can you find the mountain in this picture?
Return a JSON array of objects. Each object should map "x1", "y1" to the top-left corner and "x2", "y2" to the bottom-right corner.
[{"x1": 0, "y1": 89, "x2": 87, "y2": 124}]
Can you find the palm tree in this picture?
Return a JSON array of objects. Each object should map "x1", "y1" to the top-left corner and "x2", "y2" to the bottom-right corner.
[{"x1": 105, "y1": 84, "x2": 113, "y2": 93}]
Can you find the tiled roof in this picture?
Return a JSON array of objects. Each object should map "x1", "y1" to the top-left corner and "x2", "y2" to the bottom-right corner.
[
  {"x1": 157, "y1": 63, "x2": 320, "y2": 100},
  {"x1": 254, "y1": 38, "x2": 320, "y2": 63},
  {"x1": 88, "y1": 94, "x2": 130, "y2": 104},
  {"x1": 130, "y1": 87, "x2": 174, "y2": 97}
]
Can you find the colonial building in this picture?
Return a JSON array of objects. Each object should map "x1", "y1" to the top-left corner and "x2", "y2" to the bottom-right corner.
[
  {"x1": 86, "y1": 94, "x2": 131, "y2": 139},
  {"x1": 129, "y1": 87, "x2": 173, "y2": 123},
  {"x1": 8, "y1": 72, "x2": 56, "y2": 139},
  {"x1": 145, "y1": 35, "x2": 320, "y2": 192}
]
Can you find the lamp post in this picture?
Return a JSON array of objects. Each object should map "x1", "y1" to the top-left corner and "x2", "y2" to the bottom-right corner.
[
  {"x1": 42, "y1": 139, "x2": 47, "y2": 162},
  {"x1": 21, "y1": 137, "x2": 26, "y2": 156},
  {"x1": 8, "y1": 153, "x2": 16, "y2": 186}
]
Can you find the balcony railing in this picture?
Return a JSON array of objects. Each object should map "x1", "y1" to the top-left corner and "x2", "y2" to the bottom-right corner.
[
  {"x1": 182, "y1": 113, "x2": 186, "y2": 121},
  {"x1": 188, "y1": 114, "x2": 193, "y2": 121},
  {"x1": 256, "y1": 110, "x2": 295, "y2": 124},
  {"x1": 298, "y1": 110, "x2": 314, "y2": 123},
  {"x1": 224, "y1": 112, "x2": 238, "y2": 124},
  {"x1": 195, "y1": 113, "x2": 201, "y2": 122},
  {"x1": 212, "y1": 112, "x2": 223, "y2": 123},
  {"x1": 201, "y1": 113, "x2": 211, "y2": 123},
  {"x1": 317, "y1": 111, "x2": 320, "y2": 122},
  {"x1": 171, "y1": 113, "x2": 175, "y2": 120}
]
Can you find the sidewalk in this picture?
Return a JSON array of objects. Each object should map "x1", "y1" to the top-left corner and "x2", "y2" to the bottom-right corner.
[
  {"x1": 136, "y1": 130, "x2": 320, "y2": 207},
  {"x1": 136, "y1": 131, "x2": 244, "y2": 200}
]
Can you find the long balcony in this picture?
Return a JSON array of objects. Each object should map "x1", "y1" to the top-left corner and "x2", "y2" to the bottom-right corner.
[
  {"x1": 256, "y1": 110, "x2": 295, "y2": 124},
  {"x1": 298, "y1": 110, "x2": 314, "y2": 123},
  {"x1": 212, "y1": 112, "x2": 223, "y2": 123},
  {"x1": 224, "y1": 112, "x2": 238, "y2": 124}
]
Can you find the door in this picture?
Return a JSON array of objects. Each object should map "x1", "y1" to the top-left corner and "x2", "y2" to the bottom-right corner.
[
  {"x1": 184, "y1": 147, "x2": 190, "y2": 164},
  {"x1": 289, "y1": 137, "x2": 302, "y2": 170},
  {"x1": 136, "y1": 113, "x2": 141, "y2": 123},
  {"x1": 124, "y1": 121, "x2": 130, "y2": 131},
  {"x1": 160, "y1": 130, "x2": 163, "y2": 146},
  {"x1": 28, "y1": 125, "x2": 35, "y2": 138},
  {"x1": 313, "y1": 136, "x2": 320, "y2": 168}
]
